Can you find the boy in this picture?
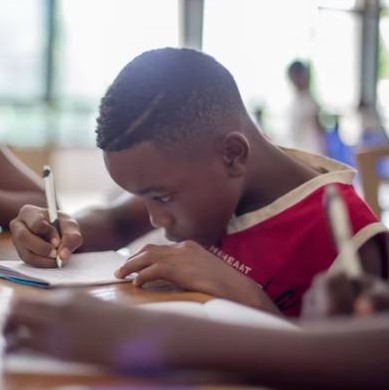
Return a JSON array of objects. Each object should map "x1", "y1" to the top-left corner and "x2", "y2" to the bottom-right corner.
[{"x1": 9, "y1": 48, "x2": 388, "y2": 316}]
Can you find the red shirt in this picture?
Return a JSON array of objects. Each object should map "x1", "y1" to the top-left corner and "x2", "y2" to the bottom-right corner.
[{"x1": 212, "y1": 149, "x2": 388, "y2": 317}]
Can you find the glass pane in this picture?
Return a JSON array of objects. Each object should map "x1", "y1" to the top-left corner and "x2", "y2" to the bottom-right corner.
[
  {"x1": 0, "y1": 0, "x2": 44, "y2": 100},
  {"x1": 57, "y1": 0, "x2": 179, "y2": 101},
  {"x1": 203, "y1": 0, "x2": 359, "y2": 144},
  {"x1": 313, "y1": 8, "x2": 360, "y2": 113},
  {"x1": 378, "y1": 10, "x2": 389, "y2": 129},
  {"x1": 53, "y1": 0, "x2": 179, "y2": 146}
]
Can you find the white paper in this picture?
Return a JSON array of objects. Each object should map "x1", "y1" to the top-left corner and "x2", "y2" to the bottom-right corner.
[
  {"x1": 141, "y1": 298, "x2": 298, "y2": 330},
  {"x1": 0, "y1": 251, "x2": 134, "y2": 287}
]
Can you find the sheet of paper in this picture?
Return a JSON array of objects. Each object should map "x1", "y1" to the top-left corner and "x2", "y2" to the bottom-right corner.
[
  {"x1": 0, "y1": 251, "x2": 134, "y2": 287},
  {"x1": 204, "y1": 299, "x2": 299, "y2": 330},
  {"x1": 141, "y1": 299, "x2": 298, "y2": 330},
  {"x1": 141, "y1": 300, "x2": 205, "y2": 318}
]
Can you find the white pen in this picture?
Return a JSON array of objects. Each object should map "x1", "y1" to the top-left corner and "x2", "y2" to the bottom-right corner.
[
  {"x1": 325, "y1": 184, "x2": 363, "y2": 278},
  {"x1": 42, "y1": 165, "x2": 63, "y2": 269}
]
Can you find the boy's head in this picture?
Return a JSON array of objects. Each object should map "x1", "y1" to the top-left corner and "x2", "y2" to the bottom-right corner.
[
  {"x1": 287, "y1": 60, "x2": 310, "y2": 91},
  {"x1": 96, "y1": 48, "x2": 254, "y2": 245}
]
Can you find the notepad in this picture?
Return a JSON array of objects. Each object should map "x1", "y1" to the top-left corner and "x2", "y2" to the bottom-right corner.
[{"x1": 0, "y1": 251, "x2": 133, "y2": 288}]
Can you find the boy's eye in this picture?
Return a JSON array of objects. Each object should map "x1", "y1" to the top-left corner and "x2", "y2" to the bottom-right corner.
[{"x1": 153, "y1": 195, "x2": 172, "y2": 204}]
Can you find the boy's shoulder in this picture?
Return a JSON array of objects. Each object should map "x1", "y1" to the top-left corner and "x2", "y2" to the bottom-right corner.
[{"x1": 227, "y1": 148, "x2": 361, "y2": 235}]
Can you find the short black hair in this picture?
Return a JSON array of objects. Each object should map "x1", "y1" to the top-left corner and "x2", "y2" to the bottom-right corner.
[
  {"x1": 287, "y1": 60, "x2": 309, "y2": 76},
  {"x1": 96, "y1": 48, "x2": 246, "y2": 152}
]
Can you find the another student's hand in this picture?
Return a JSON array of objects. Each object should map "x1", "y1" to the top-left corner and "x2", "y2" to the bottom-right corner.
[
  {"x1": 302, "y1": 271, "x2": 389, "y2": 319},
  {"x1": 9, "y1": 205, "x2": 82, "y2": 267},
  {"x1": 3, "y1": 292, "x2": 163, "y2": 371},
  {"x1": 115, "y1": 240, "x2": 282, "y2": 315}
]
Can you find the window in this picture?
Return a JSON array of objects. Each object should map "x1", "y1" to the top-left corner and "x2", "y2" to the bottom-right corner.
[
  {"x1": 203, "y1": 0, "x2": 360, "y2": 144},
  {"x1": 0, "y1": 0, "x2": 44, "y2": 101},
  {"x1": 378, "y1": 4, "x2": 389, "y2": 128},
  {"x1": 0, "y1": 0, "x2": 179, "y2": 147}
]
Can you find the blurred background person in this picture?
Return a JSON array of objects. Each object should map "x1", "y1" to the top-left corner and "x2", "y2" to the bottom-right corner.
[
  {"x1": 286, "y1": 60, "x2": 326, "y2": 155},
  {"x1": 357, "y1": 99, "x2": 389, "y2": 147}
]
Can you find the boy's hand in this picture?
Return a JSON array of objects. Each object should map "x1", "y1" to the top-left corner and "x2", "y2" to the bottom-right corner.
[
  {"x1": 9, "y1": 205, "x2": 82, "y2": 268},
  {"x1": 115, "y1": 240, "x2": 282, "y2": 315},
  {"x1": 302, "y1": 271, "x2": 389, "y2": 319}
]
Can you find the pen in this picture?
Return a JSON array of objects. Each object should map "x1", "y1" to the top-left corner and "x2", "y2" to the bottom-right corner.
[
  {"x1": 42, "y1": 165, "x2": 63, "y2": 269},
  {"x1": 325, "y1": 184, "x2": 363, "y2": 278}
]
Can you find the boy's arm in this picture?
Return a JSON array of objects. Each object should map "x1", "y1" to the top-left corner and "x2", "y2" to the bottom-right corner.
[
  {"x1": 75, "y1": 193, "x2": 153, "y2": 252},
  {"x1": 4, "y1": 293, "x2": 389, "y2": 388},
  {"x1": 114, "y1": 240, "x2": 283, "y2": 316}
]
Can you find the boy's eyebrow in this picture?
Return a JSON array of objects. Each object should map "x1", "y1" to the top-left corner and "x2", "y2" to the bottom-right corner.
[{"x1": 137, "y1": 186, "x2": 166, "y2": 196}]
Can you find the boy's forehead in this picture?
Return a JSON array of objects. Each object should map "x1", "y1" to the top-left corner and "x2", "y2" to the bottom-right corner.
[
  {"x1": 104, "y1": 142, "x2": 185, "y2": 170},
  {"x1": 103, "y1": 142, "x2": 209, "y2": 192}
]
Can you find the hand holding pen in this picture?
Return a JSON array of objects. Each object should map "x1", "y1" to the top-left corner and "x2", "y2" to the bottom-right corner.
[{"x1": 302, "y1": 184, "x2": 389, "y2": 318}]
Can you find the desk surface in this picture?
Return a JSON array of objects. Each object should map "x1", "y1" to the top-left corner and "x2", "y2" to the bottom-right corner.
[{"x1": 0, "y1": 232, "x2": 239, "y2": 389}]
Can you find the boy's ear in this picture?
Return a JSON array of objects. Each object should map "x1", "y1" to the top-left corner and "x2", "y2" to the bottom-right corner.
[{"x1": 221, "y1": 132, "x2": 250, "y2": 177}]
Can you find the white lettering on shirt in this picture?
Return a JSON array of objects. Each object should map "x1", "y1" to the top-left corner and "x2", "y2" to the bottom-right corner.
[{"x1": 208, "y1": 245, "x2": 252, "y2": 275}]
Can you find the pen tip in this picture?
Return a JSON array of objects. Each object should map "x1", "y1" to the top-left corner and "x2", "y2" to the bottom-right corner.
[{"x1": 56, "y1": 256, "x2": 63, "y2": 269}]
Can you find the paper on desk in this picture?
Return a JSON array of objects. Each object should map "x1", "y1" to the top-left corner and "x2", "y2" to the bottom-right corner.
[
  {"x1": 0, "y1": 251, "x2": 134, "y2": 287},
  {"x1": 142, "y1": 298, "x2": 298, "y2": 330}
]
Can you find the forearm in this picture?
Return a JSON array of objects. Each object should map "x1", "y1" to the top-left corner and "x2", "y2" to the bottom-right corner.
[
  {"x1": 0, "y1": 146, "x2": 44, "y2": 192},
  {"x1": 153, "y1": 314, "x2": 389, "y2": 388},
  {"x1": 74, "y1": 206, "x2": 133, "y2": 251},
  {"x1": 0, "y1": 190, "x2": 46, "y2": 228},
  {"x1": 74, "y1": 195, "x2": 152, "y2": 252}
]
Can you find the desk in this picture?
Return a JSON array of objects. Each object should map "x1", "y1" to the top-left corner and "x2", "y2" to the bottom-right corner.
[{"x1": 0, "y1": 233, "x2": 240, "y2": 389}]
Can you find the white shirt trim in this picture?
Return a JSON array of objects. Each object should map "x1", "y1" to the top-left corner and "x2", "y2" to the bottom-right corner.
[{"x1": 227, "y1": 148, "x2": 356, "y2": 234}]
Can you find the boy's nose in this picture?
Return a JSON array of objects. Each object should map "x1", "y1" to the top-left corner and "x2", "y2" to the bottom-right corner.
[{"x1": 147, "y1": 206, "x2": 174, "y2": 229}]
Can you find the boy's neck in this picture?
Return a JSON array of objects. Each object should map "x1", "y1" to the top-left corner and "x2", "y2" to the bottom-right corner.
[{"x1": 235, "y1": 140, "x2": 319, "y2": 216}]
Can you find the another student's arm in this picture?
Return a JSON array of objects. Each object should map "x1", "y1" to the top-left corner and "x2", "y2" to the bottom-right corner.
[
  {"x1": 74, "y1": 193, "x2": 152, "y2": 252},
  {"x1": 0, "y1": 190, "x2": 46, "y2": 229},
  {"x1": 301, "y1": 235, "x2": 389, "y2": 319},
  {"x1": 4, "y1": 293, "x2": 389, "y2": 388},
  {"x1": 0, "y1": 146, "x2": 44, "y2": 192},
  {"x1": 9, "y1": 194, "x2": 152, "y2": 267},
  {"x1": 358, "y1": 235, "x2": 388, "y2": 279},
  {"x1": 0, "y1": 146, "x2": 46, "y2": 228}
]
